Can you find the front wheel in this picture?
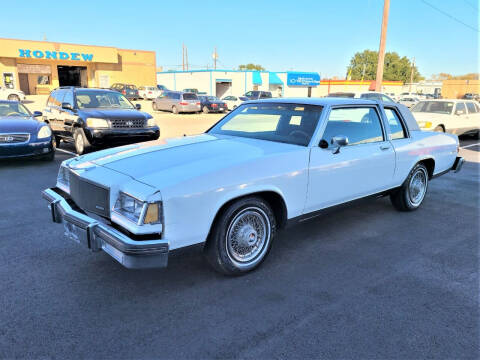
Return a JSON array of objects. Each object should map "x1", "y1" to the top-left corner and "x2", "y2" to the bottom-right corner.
[
  {"x1": 73, "y1": 128, "x2": 91, "y2": 155},
  {"x1": 434, "y1": 125, "x2": 445, "y2": 132},
  {"x1": 152, "y1": 101, "x2": 158, "y2": 111},
  {"x1": 204, "y1": 196, "x2": 276, "y2": 275},
  {"x1": 390, "y1": 163, "x2": 429, "y2": 211},
  {"x1": 172, "y1": 105, "x2": 178, "y2": 114},
  {"x1": 202, "y1": 106, "x2": 209, "y2": 114}
]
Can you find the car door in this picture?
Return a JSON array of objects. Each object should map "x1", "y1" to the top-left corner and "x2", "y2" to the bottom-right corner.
[
  {"x1": 58, "y1": 90, "x2": 76, "y2": 138},
  {"x1": 465, "y1": 102, "x2": 480, "y2": 133},
  {"x1": 50, "y1": 90, "x2": 66, "y2": 133},
  {"x1": 305, "y1": 105, "x2": 395, "y2": 213},
  {"x1": 453, "y1": 102, "x2": 468, "y2": 134}
]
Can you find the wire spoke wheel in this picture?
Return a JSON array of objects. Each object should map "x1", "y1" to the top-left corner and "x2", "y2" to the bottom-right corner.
[
  {"x1": 226, "y1": 207, "x2": 271, "y2": 265},
  {"x1": 408, "y1": 168, "x2": 427, "y2": 206}
]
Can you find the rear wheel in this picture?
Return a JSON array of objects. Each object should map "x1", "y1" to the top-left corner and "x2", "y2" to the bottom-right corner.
[
  {"x1": 73, "y1": 128, "x2": 91, "y2": 155},
  {"x1": 7, "y1": 94, "x2": 20, "y2": 101},
  {"x1": 54, "y1": 135, "x2": 61, "y2": 148},
  {"x1": 204, "y1": 196, "x2": 276, "y2": 275},
  {"x1": 202, "y1": 106, "x2": 209, "y2": 114},
  {"x1": 152, "y1": 101, "x2": 158, "y2": 111},
  {"x1": 172, "y1": 105, "x2": 178, "y2": 114},
  {"x1": 390, "y1": 163, "x2": 429, "y2": 211}
]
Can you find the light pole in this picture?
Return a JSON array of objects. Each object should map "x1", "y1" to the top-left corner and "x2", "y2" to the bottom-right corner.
[{"x1": 375, "y1": 0, "x2": 390, "y2": 92}]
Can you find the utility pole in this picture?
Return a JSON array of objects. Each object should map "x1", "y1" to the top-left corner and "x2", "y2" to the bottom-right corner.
[
  {"x1": 185, "y1": 45, "x2": 189, "y2": 71},
  {"x1": 409, "y1": 57, "x2": 415, "y2": 93},
  {"x1": 361, "y1": 63, "x2": 366, "y2": 82},
  {"x1": 375, "y1": 0, "x2": 390, "y2": 92},
  {"x1": 212, "y1": 47, "x2": 218, "y2": 70},
  {"x1": 182, "y1": 43, "x2": 185, "y2": 71}
]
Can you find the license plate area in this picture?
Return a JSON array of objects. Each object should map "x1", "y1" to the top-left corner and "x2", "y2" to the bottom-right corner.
[{"x1": 63, "y1": 220, "x2": 89, "y2": 248}]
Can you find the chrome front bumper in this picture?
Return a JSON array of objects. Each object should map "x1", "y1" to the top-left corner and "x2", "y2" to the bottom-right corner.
[{"x1": 42, "y1": 188, "x2": 169, "y2": 269}]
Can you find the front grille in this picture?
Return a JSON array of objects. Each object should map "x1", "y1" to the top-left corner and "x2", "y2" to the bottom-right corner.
[
  {"x1": 69, "y1": 171, "x2": 110, "y2": 218},
  {"x1": 109, "y1": 119, "x2": 145, "y2": 129},
  {"x1": 0, "y1": 133, "x2": 30, "y2": 144}
]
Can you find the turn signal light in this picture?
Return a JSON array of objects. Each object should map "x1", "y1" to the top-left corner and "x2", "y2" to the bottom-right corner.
[{"x1": 144, "y1": 203, "x2": 162, "y2": 224}]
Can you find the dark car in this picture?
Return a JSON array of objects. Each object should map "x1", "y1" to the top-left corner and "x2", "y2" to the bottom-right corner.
[
  {"x1": 198, "y1": 95, "x2": 227, "y2": 113},
  {"x1": 110, "y1": 83, "x2": 139, "y2": 100},
  {"x1": 0, "y1": 100, "x2": 55, "y2": 161},
  {"x1": 43, "y1": 87, "x2": 159, "y2": 155},
  {"x1": 244, "y1": 90, "x2": 272, "y2": 100}
]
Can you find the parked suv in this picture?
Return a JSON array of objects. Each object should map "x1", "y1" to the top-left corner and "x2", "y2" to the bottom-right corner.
[
  {"x1": 152, "y1": 91, "x2": 201, "y2": 114},
  {"x1": 43, "y1": 87, "x2": 159, "y2": 154},
  {"x1": 244, "y1": 90, "x2": 272, "y2": 100},
  {"x1": 110, "y1": 83, "x2": 139, "y2": 100}
]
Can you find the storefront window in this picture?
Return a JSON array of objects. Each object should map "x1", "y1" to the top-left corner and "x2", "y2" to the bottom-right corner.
[{"x1": 37, "y1": 75, "x2": 50, "y2": 85}]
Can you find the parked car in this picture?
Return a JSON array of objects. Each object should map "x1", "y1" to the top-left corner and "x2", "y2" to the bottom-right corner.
[
  {"x1": 222, "y1": 95, "x2": 248, "y2": 110},
  {"x1": 43, "y1": 87, "x2": 159, "y2": 154},
  {"x1": 138, "y1": 86, "x2": 161, "y2": 100},
  {"x1": 42, "y1": 98, "x2": 463, "y2": 275},
  {"x1": 0, "y1": 100, "x2": 54, "y2": 160},
  {"x1": 152, "y1": 91, "x2": 201, "y2": 114},
  {"x1": 397, "y1": 97, "x2": 420, "y2": 108},
  {"x1": 327, "y1": 92, "x2": 395, "y2": 102},
  {"x1": 110, "y1": 83, "x2": 139, "y2": 100},
  {"x1": 244, "y1": 90, "x2": 272, "y2": 100},
  {"x1": 0, "y1": 86, "x2": 26, "y2": 102},
  {"x1": 183, "y1": 88, "x2": 199, "y2": 94},
  {"x1": 412, "y1": 99, "x2": 480, "y2": 136},
  {"x1": 198, "y1": 95, "x2": 227, "y2": 113},
  {"x1": 157, "y1": 85, "x2": 168, "y2": 92},
  {"x1": 463, "y1": 93, "x2": 478, "y2": 100}
]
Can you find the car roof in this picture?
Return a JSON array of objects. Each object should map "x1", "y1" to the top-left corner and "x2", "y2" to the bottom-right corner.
[{"x1": 245, "y1": 97, "x2": 379, "y2": 106}]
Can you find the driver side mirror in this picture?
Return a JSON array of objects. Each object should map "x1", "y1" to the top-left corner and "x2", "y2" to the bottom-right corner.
[
  {"x1": 331, "y1": 135, "x2": 349, "y2": 154},
  {"x1": 135, "y1": 103, "x2": 141, "y2": 110},
  {"x1": 32, "y1": 111, "x2": 42, "y2": 117},
  {"x1": 61, "y1": 102, "x2": 73, "y2": 111}
]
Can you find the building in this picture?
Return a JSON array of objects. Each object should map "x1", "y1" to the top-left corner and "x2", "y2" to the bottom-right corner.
[
  {"x1": 156, "y1": 70, "x2": 322, "y2": 98},
  {"x1": 0, "y1": 37, "x2": 156, "y2": 95},
  {"x1": 442, "y1": 79, "x2": 480, "y2": 99},
  {"x1": 402, "y1": 80, "x2": 443, "y2": 96},
  {"x1": 157, "y1": 70, "x2": 403, "y2": 98}
]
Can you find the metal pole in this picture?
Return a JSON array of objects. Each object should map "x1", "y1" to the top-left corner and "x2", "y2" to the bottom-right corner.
[
  {"x1": 186, "y1": 46, "x2": 189, "y2": 71},
  {"x1": 375, "y1": 0, "x2": 390, "y2": 92},
  {"x1": 409, "y1": 57, "x2": 415, "y2": 93},
  {"x1": 182, "y1": 43, "x2": 185, "y2": 71},
  {"x1": 214, "y1": 47, "x2": 217, "y2": 70}
]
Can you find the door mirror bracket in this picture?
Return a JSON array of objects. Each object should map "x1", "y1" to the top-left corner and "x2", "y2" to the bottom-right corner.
[{"x1": 331, "y1": 135, "x2": 349, "y2": 154}]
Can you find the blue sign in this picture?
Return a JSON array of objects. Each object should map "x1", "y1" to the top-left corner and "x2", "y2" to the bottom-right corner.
[
  {"x1": 287, "y1": 72, "x2": 320, "y2": 86},
  {"x1": 18, "y1": 49, "x2": 93, "y2": 61}
]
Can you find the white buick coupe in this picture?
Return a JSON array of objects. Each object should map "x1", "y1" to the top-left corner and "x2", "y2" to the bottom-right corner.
[{"x1": 43, "y1": 98, "x2": 464, "y2": 275}]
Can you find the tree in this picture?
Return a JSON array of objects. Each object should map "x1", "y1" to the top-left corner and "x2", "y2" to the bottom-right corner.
[
  {"x1": 238, "y1": 63, "x2": 265, "y2": 71},
  {"x1": 347, "y1": 50, "x2": 423, "y2": 83},
  {"x1": 432, "y1": 73, "x2": 479, "y2": 80}
]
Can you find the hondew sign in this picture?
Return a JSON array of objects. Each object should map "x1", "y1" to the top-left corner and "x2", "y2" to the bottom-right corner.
[
  {"x1": 287, "y1": 72, "x2": 321, "y2": 86},
  {"x1": 18, "y1": 49, "x2": 94, "y2": 61}
]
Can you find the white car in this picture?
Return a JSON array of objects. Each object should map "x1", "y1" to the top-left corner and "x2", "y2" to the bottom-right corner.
[
  {"x1": 397, "y1": 97, "x2": 420, "y2": 108},
  {"x1": 412, "y1": 99, "x2": 480, "y2": 136},
  {"x1": 327, "y1": 91, "x2": 396, "y2": 103},
  {"x1": 138, "y1": 86, "x2": 161, "y2": 100},
  {"x1": 0, "y1": 86, "x2": 26, "y2": 101},
  {"x1": 42, "y1": 98, "x2": 463, "y2": 275},
  {"x1": 222, "y1": 95, "x2": 248, "y2": 110}
]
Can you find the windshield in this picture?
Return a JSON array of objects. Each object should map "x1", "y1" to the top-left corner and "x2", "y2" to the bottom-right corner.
[
  {"x1": 411, "y1": 101, "x2": 453, "y2": 114},
  {"x1": 0, "y1": 102, "x2": 31, "y2": 117},
  {"x1": 207, "y1": 96, "x2": 219, "y2": 101},
  {"x1": 75, "y1": 90, "x2": 134, "y2": 109},
  {"x1": 182, "y1": 93, "x2": 198, "y2": 100},
  {"x1": 208, "y1": 103, "x2": 322, "y2": 146}
]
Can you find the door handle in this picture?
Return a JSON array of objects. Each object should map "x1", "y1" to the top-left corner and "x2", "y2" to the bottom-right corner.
[{"x1": 380, "y1": 144, "x2": 391, "y2": 150}]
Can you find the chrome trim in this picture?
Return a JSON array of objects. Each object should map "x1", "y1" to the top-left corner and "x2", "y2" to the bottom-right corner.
[
  {"x1": 42, "y1": 188, "x2": 168, "y2": 269},
  {"x1": 0, "y1": 132, "x2": 31, "y2": 145}
]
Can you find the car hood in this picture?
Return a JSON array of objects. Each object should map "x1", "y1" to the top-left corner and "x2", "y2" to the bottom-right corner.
[
  {"x1": 78, "y1": 108, "x2": 150, "y2": 119},
  {"x1": 412, "y1": 112, "x2": 450, "y2": 122},
  {"x1": 0, "y1": 117, "x2": 40, "y2": 133},
  {"x1": 70, "y1": 134, "x2": 302, "y2": 188}
]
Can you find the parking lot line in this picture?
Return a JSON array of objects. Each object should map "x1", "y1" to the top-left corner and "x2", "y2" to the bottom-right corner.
[
  {"x1": 56, "y1": 148, "x2": 77, "y2": 156},
  {"x1": 461, "y1": 143, "x2": 480, "y2": 149}
]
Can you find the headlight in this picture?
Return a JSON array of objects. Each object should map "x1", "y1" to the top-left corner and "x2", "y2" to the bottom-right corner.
[
  {"x1": 57, "y1": 165, "x2": 70, "y2": 188},
  {"x1": 147, "y1": 118, "x2": 156, "y2": 127},
  {"x1": 86, "y1": 118, "x2": 109, "y2": 128},
  {"x1": 37, "y1": 126, "x2": 52, "y2": 139},
  {"x1": 418, "y1": 121, "x2": 432, "y2": 129},
  {"x1": 113, "y1": 192, "x2": 162, "y2": 225}
]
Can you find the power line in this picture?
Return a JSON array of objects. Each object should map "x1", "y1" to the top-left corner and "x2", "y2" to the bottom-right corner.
[{"x1": 421, "y1": 0, "x2": 479, "y2": 32}]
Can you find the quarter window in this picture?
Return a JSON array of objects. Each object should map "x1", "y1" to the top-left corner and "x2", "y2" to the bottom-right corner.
[
  {"x1": 466, "y1": 102, "x2": 477, "y2": 113},
  {"x1": 455, "y1": 102, "x2": 466, "y2": 114},
  {"x1": 384, "y1": 108, "x2": 407, "y2": 139},
  {"x1": 322, "y1": 107, "x2": 384, "y2": 146}
]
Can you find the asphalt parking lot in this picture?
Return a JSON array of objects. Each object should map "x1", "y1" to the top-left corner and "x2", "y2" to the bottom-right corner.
[{"x1": 1, "y1": 133, "x2": 478, "y2": 359}]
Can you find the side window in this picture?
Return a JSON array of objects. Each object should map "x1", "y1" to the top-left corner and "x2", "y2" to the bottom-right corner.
[
  {"x1": 382, "y1": 95, "x2": 393, "y2": 102},
  {"x1": 54, "y1": 90, "x2": 65, "y2": 107},
  {"x1": 455, "y1": 102, "x2": 466, "y2": 115},
  {"x1": 384, "y1": 108, "x2": 407, "y2": 140},
  {"x1": 322, "y1": 107, "x2": 384, "y2": 146},
  {"x1": 62, "y1": 91, "x2": 74, "y2": 106},
  {"x1": 466, "y1": 102, "x2": 477, "y2": 114},
  {"x1": 245, "y1": 91, "x2": 252, "y2": 97},
  {"x1": 47, "y1": 91, "x2": 56, "y2": 106}
]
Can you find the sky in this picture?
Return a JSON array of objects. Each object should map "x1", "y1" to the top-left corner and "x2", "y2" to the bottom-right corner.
[{"x1": 2, "y1": 0, "x2": 478, "y2": 79}]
